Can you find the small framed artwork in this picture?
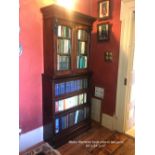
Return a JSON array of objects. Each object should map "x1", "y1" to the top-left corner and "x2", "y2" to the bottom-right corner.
[
  {"x1": 98, "y1": 0, "x2": 110, "y2": 20},
  {"x1": 97, "y1": 23, "x2": 110, "y2": 41}
]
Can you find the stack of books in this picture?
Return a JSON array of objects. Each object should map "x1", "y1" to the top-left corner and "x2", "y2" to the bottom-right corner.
[
  {"x1": 55, "y1": 106, "x2": 89, "y2": 134},
  {"x1": 57, "y1": 25, "x2": 71, "y2": 38},
  {"x1": 57, "y1": 39, "x2": 71, "y2": 54},
  {"x1": 55, "y1": 79, "x2": 88, "y2": 96},
  {"x1": 57, "y1": 55, "x2": 70, "y2": 70},
  {"x1": 77, "y1": 30, "x2": 87, "y2": 41},
  {"x1": 55, "y1": 93, "x2": 87, "y2": 112}
]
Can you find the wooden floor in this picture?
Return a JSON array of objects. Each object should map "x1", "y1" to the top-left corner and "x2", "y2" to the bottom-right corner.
[{"x1": 58, "y1": 122, "x2": 135, "y2": 155}]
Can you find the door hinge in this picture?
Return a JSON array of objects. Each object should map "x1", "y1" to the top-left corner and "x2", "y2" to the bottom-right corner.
[{"x1": 124, "y1": 78, "x2": 127, "y2": 85}]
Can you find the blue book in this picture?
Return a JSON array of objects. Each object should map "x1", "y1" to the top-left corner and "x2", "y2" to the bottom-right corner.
[
  {"x1": 61, "y1": 116, "x2": 67, "y2": 129},
  {"x1": 55, "y1": 118, "x2": 60, "y2": 134},
  {"x1": 55, "y1": 84, "x2": 59, "y2": 96},
  {"x1": 78, "y1": 80, "x2": 80, "y2": 90},
  {"x1": 73, "y1": 80, "x2": 76, "y2": 91},
  {"x1": 75, "y1": 80, "x2": 78, "y2": 91},
  {"x1": 60, "y1": 83, "x2": 65, "y2": 95},
  {"x1": 74, "y1": 110, "x2": 79, "y2": 124},
  {"x1": 65, "y1": 81, "x2": 71, "y2": 93},
  {"x1": 70, "y1": 81, "x2": 74, "y2": 92}
]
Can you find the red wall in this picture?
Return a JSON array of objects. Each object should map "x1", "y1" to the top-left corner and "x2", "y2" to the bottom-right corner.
[
  {"x1": 19, "y1": 0, "x2": 91, "y2": 133},
  {"x1": 89, "y1": 0, "x2": 121, "y2": 115},
  {"x1": 19, "y1": 0, "x2": 121, "y2": 133}
]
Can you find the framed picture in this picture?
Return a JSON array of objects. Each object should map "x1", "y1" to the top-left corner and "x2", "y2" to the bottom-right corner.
[
  {"x1": 97, "y1": 23, "x2": 110, "y2": 41},
  {"x1": 98, "y1": 0, "x2": 110, "y2": 20}
]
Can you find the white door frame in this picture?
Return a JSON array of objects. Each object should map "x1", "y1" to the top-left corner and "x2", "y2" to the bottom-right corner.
[{"x1": 115, "y1": 0, "x2": 135, "y2": 133}]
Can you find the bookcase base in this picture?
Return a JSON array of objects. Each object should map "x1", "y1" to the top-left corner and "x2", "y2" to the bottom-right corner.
[{"x1": 44, "y1": 120, "x2": 91, "y2": 148}]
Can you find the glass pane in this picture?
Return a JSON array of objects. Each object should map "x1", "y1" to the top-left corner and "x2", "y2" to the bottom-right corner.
[
  {"x1": 77, "y1": 30, "x2": 88, "y2": 41},
  {"x1": 57, "y1": 39, "x2": 71, "y2": 54},
  {"x1": 57, "y1": 25, "x2": 71, "y2": 38},
  {"x1": 57, "y1": 55, "x2": 70, "y2": 70},
  {"x1": 77, "y1": 56, "x2": 87, "y2": 69},
  {"x1": 78, "y1": 41, "x2": 86, "y2": 54}
]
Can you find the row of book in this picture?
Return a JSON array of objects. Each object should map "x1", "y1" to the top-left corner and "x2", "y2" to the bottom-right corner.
[
  {"x1": 57, "y1": 25, "x2": 71, "y2": 38},
  {"x1": 57, "y1": 39, "x2": 71, "y2": 54},
  {"x1": 77, "y1": 29, "x2": 88, "y2": 41},
  {"x1": 78, "y1": 41, "x2": 86, "y2": 54},
  {"x1": 77, "y1": 56, "x2": 87, "y2": 69},
  {"x1": 55, "y1": 107, "x2": 89, "y2": 134},
  {"x1": 55, "y1": 93, "x2": 87, "y2": 112},
  {"x1": 57, "y1": 55, "x2": 70, "y2": 70},
  {"x1": 55, "y1": 79, "x2": 88, "y2": 96}
]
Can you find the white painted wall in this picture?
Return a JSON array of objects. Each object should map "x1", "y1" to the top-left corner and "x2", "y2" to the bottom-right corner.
[{"x1": 19, "y1": 126, "x2": 43, "y2": 152}]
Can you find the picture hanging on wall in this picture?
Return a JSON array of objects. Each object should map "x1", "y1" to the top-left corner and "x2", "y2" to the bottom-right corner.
[
  {"x1": 98, "y1": 0, "x2": 110, "y2": 20},
  {"x1": 97, "y1": 23, "x2": 110, "y2": 41}
]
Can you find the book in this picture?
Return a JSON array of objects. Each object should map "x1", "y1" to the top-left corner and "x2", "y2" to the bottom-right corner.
[
  {"x1": 84, "y1": 56, "x2": 87, "y2": 68},
  {"x1": 61, "y1": 115, "x2": 68, "y2": 129},
  {"x1": 79, "y1": 56, "x2": 83, "y2": 68},
  {"x1": 84, "y1": 107, "x2": 89, "y2": 119},
  {"x1": 61, "y1": 116, "x2": 66, "y2": 129},
  {"x1": 55, "y1": 101, "x2": 59, "y2": 112},
  {"x1": 58, "y1": 100, "x2": 64, "y2": 111},
  {"x1": 59, "y1": 56, "x2": 70, "y2": 70},
  {"x1": 57, "y1": 25, "x2": 61, "y2": 37},
  {"x1": 70, "y1": 81, "x2": 75, "y2": 92},
  {"x1": 78, "y1": 30, "x2": 87, "y2": 40},
  {"x1": 55, "y1": 84, "x2": 59, "y2": 96},
  {"x1": 78, "y1": 109, "x2": 84, "y2": 122},
  {"x1": 69, "y1": 112, "x2": 75, "y2": 127},
  {"x1": 83, "y1": 93, "x2": 87, "y2": 103},
  {"x1": 78, "y1": 94, "x2": 84, "y2": 105},
  {"x1": 80, "y1": 79, "x2": 83, "y2": 89},
  {"x1": 65, "y1": 81, "x2": 71, "y2": 93},
  {"x1": 77, "y1": 56, "x2": 79, "y2": 68},
  {"x1": 79, "y1": 41, "x2": 85, "y2": 54},
  {"x1": 55, "y1": 118, "x2": 60, "y2": 134},
  {"x1": 74, "y1": 110, "x2": 79, "y2": 124},
  {"x1": 57, "y1": 55, "x2": 60, "y2": 70},
  {"x1": 75, "y1": 80, "x2": 80, "y2": 91},
  {"x1": 83, "y1": 79, "x2": 88, "y2": 88},
  {"x1": 60, "y1": 83, "x2": 65, "y2": 95}
]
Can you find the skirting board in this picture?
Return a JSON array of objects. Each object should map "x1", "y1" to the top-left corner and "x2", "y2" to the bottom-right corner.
[
  {"x1": 101, "y1": 113, "x2": 115, "y2": 131},
  {"x1": 19, "y1": 126, "x2": 43, "y2": 152}
]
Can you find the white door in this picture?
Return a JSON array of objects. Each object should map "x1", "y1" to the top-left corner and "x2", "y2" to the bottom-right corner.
[
  {"x1": 125, "y1": 11, "x2": 135, "y2": 132},
  {"x1": 115, "y1": 0, "x2": 135, "y2": 133}
]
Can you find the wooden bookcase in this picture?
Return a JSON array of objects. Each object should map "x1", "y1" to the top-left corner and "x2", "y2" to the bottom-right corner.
[{"x1": 41, "y1": 4, "x2": 96, "y2": 148}]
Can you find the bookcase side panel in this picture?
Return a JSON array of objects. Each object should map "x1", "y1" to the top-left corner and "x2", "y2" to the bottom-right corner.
[{"x1": 43, "y1": 18, "x2": 55, "y2": 75}]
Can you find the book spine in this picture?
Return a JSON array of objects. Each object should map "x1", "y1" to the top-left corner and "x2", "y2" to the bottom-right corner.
[
  {"x1": 85, "y1": 56, "x2": 87, "y2": 68},
  {"x1": 58, "y1": 25, "x2": 61, "y2": 37},
  {"x1": 57, "y1": 55, "x2": 60, "y2": 70},
  {"x1": 55, "y1": 84, "x2": 59, "y2": 96},
  {"x1": 74, "y1": 110, "x2": 79, "y2": 124},
  {"x1": 55, "y1": 118, "x2": 60, "y2": 134},
  {"x1": 55, "y1": 101, "x2": 59, "y2": 112}
]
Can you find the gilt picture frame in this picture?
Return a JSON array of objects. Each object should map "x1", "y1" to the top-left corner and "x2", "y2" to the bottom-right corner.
[
  {"x1": 97, "y1": 23, "x2": 110, "y2": 41},
  {"x1": 98, "y1": 0, "x2": 110, "y2": 20}
]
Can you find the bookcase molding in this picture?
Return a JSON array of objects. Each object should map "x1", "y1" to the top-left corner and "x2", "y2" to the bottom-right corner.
[{"x1": 41, "y1": 4, "x2": 96, "y2": 148}]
